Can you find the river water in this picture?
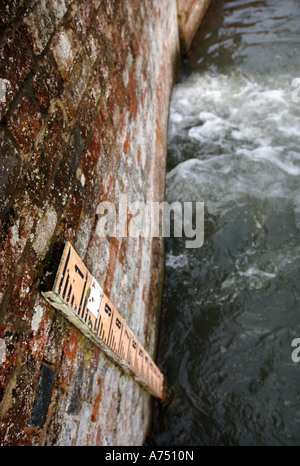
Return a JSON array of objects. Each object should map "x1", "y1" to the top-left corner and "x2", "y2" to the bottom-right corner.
[{"x1": 146, "y1": 0, "x2": 300, "y2": 446}]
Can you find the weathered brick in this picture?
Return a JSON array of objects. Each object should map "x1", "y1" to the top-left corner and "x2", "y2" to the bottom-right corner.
[
  {"x1": 42, "y1": 313, "x2": 68, "y2": 366},
  {"x1": 0, "y1": 0, "x2": 26, "y2": 25},
  {"x1": 31, "y1": 58, "x2": 61, "y2": 110},
  {"x1": 103, "y1": 237, "x2": 119, "y2": 298},
  {"x1": 84, "y1": 232, "x2": 110, "y2": 289},
  {"x1": 51, "y1": 28, "x2": 75, "y2": 80},
  {"x1": 0, "y1": 130, "x2": 22, "y2": 216},
  {"x1": 0, "y1": 30, "x2": 33, "y2": 121},
  {"x1": 24, "y1": 103, "x2": 65, "y2": 205},
  {"x1": 32, "y1": 203, "x2": 57, "y2": 259},
  {"x1": 77, "y1": 75, "x2": 101, "y2": 140},
  {"x1": 126, "y1": 68, "x2": 139, "y2": 118},
  {"x1": 74, "y1": 210, "x2": 93, "y2": 258},
  {"x1": 49, "y1": 156, "x2": 76, "y2": 210},
  {"x1": 65, "y1": 2, "x2": 85, "y2": 45},
  {"x1": 9, "y1": 96, "x2": 42, "y2": 154},
  {"x1": 0, "y1": 191, "x2": 36, "y2": 303},
  {"x1": 57, "y1": 330, "x2": 79, "y2": 387},
  {"x1": 102, "y1": 369, "x2": 120, "y2": 439},
  {"x1": 67, "y1": 363, "x2": 84, "y2": 414},
  {"x1": 0, "y1": 323, "x2": 23, "y2": 405},
  {"x1": 92, "y1": 49, "x2": 110, "y2": 92},
  {"x1": 105, "y1": 74, "x2": 124, "y2": 128},
  {"x1": 91, "y1": 378, "x2": 102, "y2": 422},
  {"x1": 29, "y1": 298, "x2": 53, "y2": 363},
  {"x1": 103, "y1": 0, "x2": 117, "y2": 24},
  {"x1": 93, "y1": 366, "x2": 120, "y2": 445},
  {"x1": 82, "y1": 179, "x2": 101, "y2": 217},
  {"x1": 81, "y1": 113, "x2": 105, "y2": 184},
  {"x1": 84, "y1": 347, "x2": 101, "y2": 402},
  {"x1": 10, "y1": 253, "x2": 41, "y2": 322},
  {"x1": 23, "y1": 0, "x2": 67, "y2": 55},
  {"x1": 91, "y1": 0, "x2": 101, "y2": 12},
  {"x1": 84, "y1": 29, "x2": 100, "y2": 69},
  {"x1": 55, "y1": 185, "x2": 84, "y2": 243},
  {"x1": 77, "y1": 0, "x2": 94, "y2": 31},
  {"x1": 0, "y1": 356, "x2": 38, "y2": 445},
  {"x1": 62, "y1": 49, "x2": 92, "y2": 117},
  {"x1": 92, "y1": 7, "x2": 109, "y2": 38}
]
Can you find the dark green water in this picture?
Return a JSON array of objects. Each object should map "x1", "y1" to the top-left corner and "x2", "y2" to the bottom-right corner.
[{"x1": 146, "y1": 0, "x2": 300, "y2": 446}]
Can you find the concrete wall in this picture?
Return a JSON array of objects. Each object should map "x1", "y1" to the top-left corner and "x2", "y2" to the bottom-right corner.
[{"x1": 0, "y1": 0, "x2": 210, "y2": 446}]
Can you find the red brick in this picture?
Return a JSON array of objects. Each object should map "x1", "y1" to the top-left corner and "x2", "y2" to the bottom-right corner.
[
  {"x1": 0, "y1": 323, "x2": 23, "y2": 404},
  {"x1": 130, "y1": 35, "x2": 139, "y2": 56},
  {"x1": 9, "y1": 96, "x2": 42, "y2": 154},
  {"x1": 127, "y1": 211, "x2": 134, "y2": 238},
  {"x1": 50, "y1": 4, "x2": 85, "y2": 82},
  {"x1": 92, "y1": 9, "x2": 109, "y2": 38},
  {"x1": 0, "y1": 30, "x2": 33, "y2": 121},
  {"x1": 104, "y1": 237, "x2": 119, "y2": 298},
  {"x1": 92, "y1": 50, "x2": 109, "y2": 90},
  {"x1": 81, "y1": 113, "x2": 106, "y2": 184},
  {"x1": 91, "y1": 0, "x2": 101, "y2": 11},
  {"x1": 85, "y1": 29, "x2": 101, "y2": 70},
  {"x1": 51, "y1": 29, "x2": 74, "y2": 80},
  {"x1": 0, "y1": 191, "x2": 36, "y2": 302},
  {"x1": 0, "y1": 347, "x2": 39, "y2": 445},
  {"x1": 155, "y1": 118, "x2": 164, "y2": 156},
  {"x1": 123, "y1": 132, "x2": 130, "y2": 157},
  {"x1": 32, "y1": 203, "x2": 58, "y2": 260},
  {"x1": 10, "y1": 253, "x2": 41, "y2": 322},
  {"x1": 49, "y1": 155, "x2": 77, "y2": 211},
  {"x1": 77, "y1": 75, "x2": 101, "y2": 140},
  {"x1": 28, "y1": 299, "x2": 53, "y2": 363},
  {"x1": 0, "y1": 129, "x2": 22, "y2": 216},
  {"x1": 0, "y1": 0, "x2": 26, "y2": 25},
  {"x1": 57, "y1": 330, "x2": 80, "y2": 386},
  {"x1": 22, "y1": 0, "x2": 67, "y2": 56},
  {"x1": 42, "y1": 314, "x2": 68, "y2": 366},
  {"x1": 77, "y1": 0, "x2": 94, "y2": 31},
  {"x1": 81, "y1": 180, "x2": 101, "y2": 219},
  {"x1": 104, "y1": 385, "x2": 119, "y2": 435},
  {"x1": 126, "y1": 69, "x2": 138, "y2": 118},
  {"x1": 55, "y1": 186, "x2": 84, "y2": 242},
  {"x1": 96, "y1": 424, "x2": 103, "y2": 445},
  {"x1": 137, "y1": 145, "x2": 141, "y2": 166},
  {"x1": 24, "y1": 103, "x2": 65, "y2": 205},
  {"x1": 91, "y1": 376, "x2": 102, "y2": 422},
  {"x1": 31, "y1": 57, "x2": 61, "y2": 110},
  {"x1": 62, "y1": 49, "x2": 92, "y2": 118},
  {"x1": 142, "y1": 283, "x2": 148, "y2": 303},
  {"x1": 65, "y1": 3, "x2": 85, "y2": 45},
  {"x1": 118, "y1": 239, "x2": 127, "y2": 266}
]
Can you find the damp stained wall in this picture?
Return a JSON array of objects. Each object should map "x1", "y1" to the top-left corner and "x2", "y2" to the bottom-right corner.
[
  {"x1": 0, "y1": 0, "x2": 210, "y2": 446},
  {"x1": 177, "y1": 0, "x2": 211, "y2": 52}
]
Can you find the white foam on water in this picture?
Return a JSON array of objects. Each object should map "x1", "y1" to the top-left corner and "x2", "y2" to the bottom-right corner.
[
  {"x1": 165, "y1": 253, "x2": 189, "y2": 269},
  {"x1": 238, "y1": 267, "x2": 276, "y2": 279},
  {"x1": 167, "y1": 70, "x2": 300, "y2": 217}
]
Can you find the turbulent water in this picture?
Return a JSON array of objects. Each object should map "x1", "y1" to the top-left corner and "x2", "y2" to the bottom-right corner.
[{"x1": 146, "y1": 0, "x2": 300, "y2": 446}]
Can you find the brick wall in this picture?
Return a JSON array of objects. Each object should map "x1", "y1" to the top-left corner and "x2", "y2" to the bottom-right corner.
[{"x1": 0, "y1": 0, "x2": 179, "y2": 446}]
